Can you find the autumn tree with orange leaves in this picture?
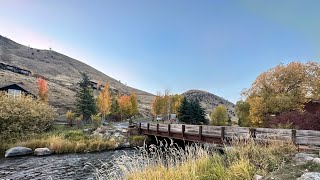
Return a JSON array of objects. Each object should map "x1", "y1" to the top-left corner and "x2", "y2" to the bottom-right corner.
[
  {"x1": 97, "y1": 83, "x2": 111, "y2": 120},
  {"x1": 37, "y1": 78, "x2": 49, "y2": 102}
]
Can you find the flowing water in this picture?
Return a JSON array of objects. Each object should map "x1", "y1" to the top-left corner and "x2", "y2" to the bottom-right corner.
[{"x1": 0, "y1": 149, "x2": 135, "y2": 180}]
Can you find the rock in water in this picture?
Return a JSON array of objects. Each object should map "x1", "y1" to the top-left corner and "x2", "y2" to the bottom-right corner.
[
  {"x1": 5, "y1": 146, "x2": 32, "y2": 157},
  {"x1": 298, "y1": 172, "x2": 320, "y2": 180},
  {"x1": 34, "y1": 148, "x2": 52, "y2": 156},
  {"x1": 313, "y1": 158, "x2": 320, "y2": 164},
  {"x1": 294, "y1": 153, "x2": 315, "y2": 163}
]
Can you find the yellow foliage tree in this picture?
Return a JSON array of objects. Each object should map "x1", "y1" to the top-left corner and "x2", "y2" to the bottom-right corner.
[
  {"x1": 171, "y1": 94, "x2": 183, "y2": 114},
  {"x1": 130, "y1": 91, "x2": 139, "y2": 116},
  {"x1": 118, "y1": 95, "x2": 132, "y2": 120},
  {"x1": 97, "y1": 83, "x2": 111, "y2": 121},
  {"x1": 151, "y1": 92, "x2": 183, "y2": 118},
  {"x1": 210, "y1": 105, "x2": 228, "y2": 126},
  {"x1": 243, "y1": 61, "x2": 320, "y2": 126},
  {"x1": 66, "y1": 110, "x2": 75, "y2": 126},
  {"x1": 151, "y1": 94, "x2": 163, "y2": 117}
]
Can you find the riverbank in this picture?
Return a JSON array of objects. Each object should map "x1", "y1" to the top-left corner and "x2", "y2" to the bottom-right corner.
[{"x1": 1, "y1": 123, "x2": 146, "y2": 157}]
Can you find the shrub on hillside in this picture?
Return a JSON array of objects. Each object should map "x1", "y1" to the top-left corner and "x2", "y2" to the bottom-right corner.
[
  {"x1": 265, "y1": 111, "x2": 320, "y2": 130},
  {"x1": 91, "y1": 113, "x2": 102, "y2": 128},
  {"x1": 66, "y1": 110, "x2": 76, "y2": 126},
  {"x1": 0, "y1": 93, "x2": 56, "y2": 140}
]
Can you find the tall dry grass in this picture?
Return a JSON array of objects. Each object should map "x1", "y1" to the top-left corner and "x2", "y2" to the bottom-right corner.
[
  {"x1": 92, "y1": 137, "x2": 297, "y2": 180},
  {"x1": 8, "y1": 134, "x2": 118, "y2": 154}
]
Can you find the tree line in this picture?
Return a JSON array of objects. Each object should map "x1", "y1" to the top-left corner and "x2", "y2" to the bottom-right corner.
[
  {"x1": 67, "y1": 73, "x2": 139, "y2": 127},
  {"x1": 151, "y1": 90, "x2": 231, "y2": 125}
]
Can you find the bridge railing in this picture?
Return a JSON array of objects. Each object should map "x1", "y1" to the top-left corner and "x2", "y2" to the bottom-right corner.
[{"x1": 138, "y1": 123, "x2": 320, "y2": 146}]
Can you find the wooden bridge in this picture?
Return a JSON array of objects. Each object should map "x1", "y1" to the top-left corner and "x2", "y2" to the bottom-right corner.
[{"x1": 137, "y1": 123, "x2": 320, "y2": 148}]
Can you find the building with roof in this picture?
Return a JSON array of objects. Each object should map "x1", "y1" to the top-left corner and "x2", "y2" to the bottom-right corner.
[{"x1": 0, "y1": 83, "x2": 36, "y2": 98}]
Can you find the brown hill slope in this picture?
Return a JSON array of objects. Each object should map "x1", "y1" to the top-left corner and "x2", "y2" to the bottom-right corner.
[
  {"x1": 0, "y1": 35, "x2": 154, "y2": 119},
  {"x1": 183, "y1": 90, "x2": 237, "y2": 122}
]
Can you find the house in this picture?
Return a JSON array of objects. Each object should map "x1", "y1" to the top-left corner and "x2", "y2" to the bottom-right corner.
[
  {"x1": 0, "y1": 62, "x2": 32, "y2": 76},
  {"x1": 304, "y1": 100, "x2": 320, "y2": 114},
  {"x1": 0, "y1": 83, "x2": 36, "y2": 98},
  {"x1": 88, "y1": 80, "x2": 98, "y2": 90}
]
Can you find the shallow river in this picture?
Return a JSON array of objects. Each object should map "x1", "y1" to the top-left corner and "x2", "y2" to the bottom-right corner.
[{"x1": 0, "y1": 149, "x2": 135, "y2": 180}]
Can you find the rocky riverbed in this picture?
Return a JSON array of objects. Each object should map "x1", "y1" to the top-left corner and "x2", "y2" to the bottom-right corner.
[{"x1": 0, "y1": 149, "x2": 135, "y2": 180}]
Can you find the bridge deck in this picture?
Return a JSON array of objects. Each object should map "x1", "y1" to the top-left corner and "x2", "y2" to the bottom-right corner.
[{"x1": 138, "y1": 123, "x2": 320, "y2": 148}]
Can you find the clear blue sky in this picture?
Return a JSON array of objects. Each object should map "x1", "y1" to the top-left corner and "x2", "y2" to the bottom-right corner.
[{"x1": 0, "y1": 0, "x2": 319, "y2": 103}]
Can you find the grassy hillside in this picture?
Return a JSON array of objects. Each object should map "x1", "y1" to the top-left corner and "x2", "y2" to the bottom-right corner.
[{"x1": 0, "y1": 35, "x2": 154, "y2": 119}]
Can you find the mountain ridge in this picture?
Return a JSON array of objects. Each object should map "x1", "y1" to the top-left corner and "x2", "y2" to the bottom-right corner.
[{"x1": 183, "y1": 89, "x2": 237, "y2": 121}]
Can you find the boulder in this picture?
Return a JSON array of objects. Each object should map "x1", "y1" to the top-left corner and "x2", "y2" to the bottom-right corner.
[
  {"x1": 294, "y1": 153, "x2": 315, "y2": 164},
  {"x1": 5, "y1": 146, "x2": 32, "y2": 158},
  {"x1": 83, "y1": 128, "x2": 94, "y2": 134},
  {"x1": 113, "y1": 132, "x2": 121, "y2": 137},
  {"x1": 312, "y1": 158, "x2": 320, "y2": 164},
  {"x1": 122, "y1": 129, "x2": 128, "y2": 133},
  {"x1": 119, "y1": 142, "x2": 131, "y2": 148},
  {"x1": 34, "y1": 148, "x2": 52, "y2": 156},
  {"x1": 253, "y1": 175, "x2": 263, "y2": 180},
  {"x1": 298, "y1": 172, "x2": 320, "y2": 180}
]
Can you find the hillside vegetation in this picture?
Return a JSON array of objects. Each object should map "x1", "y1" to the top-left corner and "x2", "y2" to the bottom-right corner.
[{"x1": 0, "y1": 35, "x2": 154, "y2": 118}]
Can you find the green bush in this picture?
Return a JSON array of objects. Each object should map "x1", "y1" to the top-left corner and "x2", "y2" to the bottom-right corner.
[
  {"x1": 129, "y1": 135, "x2": 146, "y2": 146},
  {"x1": 63, "y1": 130, "x2": 86, "y2": 141},
  {"x1": 0, "y1": 93, "x2": 56, "y2": 141},
  {"x1": 91, "y1": 113, "x2": 102, "y2": 128}
]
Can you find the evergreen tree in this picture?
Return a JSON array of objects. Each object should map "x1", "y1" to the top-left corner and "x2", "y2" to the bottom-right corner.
[
  {"x1": 178, "y1": 97, "x2": 191, "y2": 123},
  {"x1": 178, "y1": 98, "x2": 206, "y2": 124},
  {"x1": 111, "y1": 95, "x2": 119, "y2": 115},
  {"x1": 75, "y1": 73, "x2": 97, "y2": 122},
  {"x1": 190, "y1": 100, "x2": 206, "y2": 124}
]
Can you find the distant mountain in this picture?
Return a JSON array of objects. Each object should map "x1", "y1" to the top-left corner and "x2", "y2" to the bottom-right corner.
[
  {"x1": 0, "y1": 35, "x2": 154, "y2": 119},
  {"x1": 182, "y1": 90, "x2": 237, "y2": 122}
]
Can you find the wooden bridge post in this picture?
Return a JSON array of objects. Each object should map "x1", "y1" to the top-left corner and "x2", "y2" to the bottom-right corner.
[
  {"x1": 292, "y1": 129, "x2": 297, "y2": 145},
  {"x1": 182, "y1": 125, "x2": 185, "y2": 138},
  {"x1": 139, "y1": 123, "x2": 142, "y2": 134},
  {"x1": 221, "y1": 127, "x2": 225, "y2": 142},
  {"x1": 147, "y1": 123, "x2": 150, "y2": 133},
  {"x1": 157, "y1": 124, "x2": 160, "y2": 134},
  {"x1": 168, "y1": 124, "x2": 171, "y2": 136},
  {"x1": 199, "y1": 126, "x2": 203, "y2": 141},
  {"x1": 249, "y1": 128, "x2": 256, "y2": 139}
]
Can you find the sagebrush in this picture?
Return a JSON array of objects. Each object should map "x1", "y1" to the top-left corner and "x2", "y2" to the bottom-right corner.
[{"x1": 0, "y1": 93, "x2": 56, "y2": 141}]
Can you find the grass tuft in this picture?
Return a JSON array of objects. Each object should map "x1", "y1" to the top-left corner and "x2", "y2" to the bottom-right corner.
[{"x1": 92, "y1": 137, "x2": 297, "y2": 180}]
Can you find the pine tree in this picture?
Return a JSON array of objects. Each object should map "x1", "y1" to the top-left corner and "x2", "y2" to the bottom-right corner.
[
  {"x1": 178, "y1": 97, "x2": 206, "y2": 125},
  {"x1": 75, "y1": 73, "x2": 97, "y2": 123},
  {"x1": 189, "y1": 100, "x2": 206, "y2": 124},
  {"x1": 178, "y1": 97, "x2": 191, "y2": 123}
]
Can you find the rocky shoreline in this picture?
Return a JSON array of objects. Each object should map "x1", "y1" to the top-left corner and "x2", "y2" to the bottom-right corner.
[{"x1": 4, "y1": 125, "x2": 145, "y2": 158}]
